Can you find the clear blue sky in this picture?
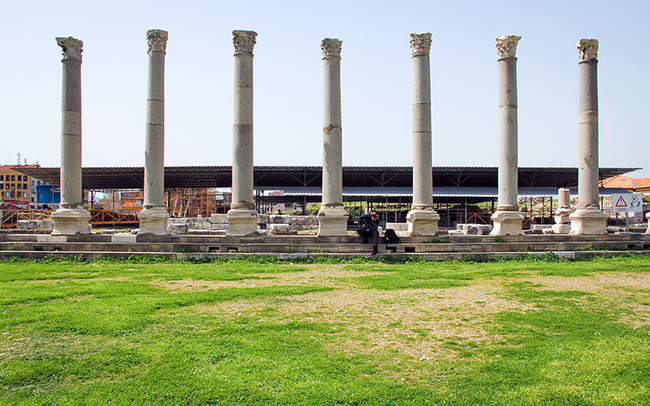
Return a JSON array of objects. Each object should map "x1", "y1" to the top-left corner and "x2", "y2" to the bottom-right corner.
[{"x1": 1, "y1": 0, "x2": 648, "y2": 177}]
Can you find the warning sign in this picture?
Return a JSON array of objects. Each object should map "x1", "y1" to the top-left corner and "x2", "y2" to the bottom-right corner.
[{"x1": 612, "y1": 193, "x2": 643, "y2": 213}]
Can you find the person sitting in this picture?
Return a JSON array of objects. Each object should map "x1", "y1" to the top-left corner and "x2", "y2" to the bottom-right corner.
[{"x1": 357, "y1": 210, "x2": 380, "y2": 255}]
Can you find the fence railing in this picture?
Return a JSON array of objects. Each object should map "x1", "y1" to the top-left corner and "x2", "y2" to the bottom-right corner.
[{"x1": 1, "y1": 208, "x2": 143, "y2": 228}]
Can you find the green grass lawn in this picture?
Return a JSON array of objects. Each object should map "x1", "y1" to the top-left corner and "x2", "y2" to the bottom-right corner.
[{"x1": 1, "y1": 256, "x2": 649, "y2": 405}]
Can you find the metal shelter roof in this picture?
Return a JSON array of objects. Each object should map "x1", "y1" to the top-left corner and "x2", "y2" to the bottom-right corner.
[
  {"x1": 268, "y1": 186, "x2": 631, "y2": 198},
  {"x1": 17, "y1": 166, "x2": 638, "y2": 190}
]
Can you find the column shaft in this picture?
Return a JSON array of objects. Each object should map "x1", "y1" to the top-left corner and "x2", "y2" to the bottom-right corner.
[
  {"x1": 411, "y1": 51, "x2": 433, "y2": 209},
  {"x1": 406, "y1": 33, "x2": 439, "y2": 236},
  {"x1": 144, "y1": 40, "x2": 166, "y2": 208},
  {"x1": 232, "y1": 53, "x2": 255, "y2": 209},
  {"x1": 322, "y1": 43, "x2": 343, "y2": 207},
  {"x1": 490, "y1": 35, "x2": 523, "y2": 236},
  {"x1": 317, "y1": 38, "x2": 348, "y2": 237},
  {"x1": 227, "y1": 30, "x2": 258, "y2": 236},
  {"x1": 60, "y1": 57, "x2": 82, "y2": 208},
  {"x1": 570, "y1": 39, "x2": 607, "y2": 235},
  {"x1": 578, "y1": 59, "x2": 599, "y2": 209},
  {"x1": 138, "y1": 29, "x2": 170, "y2": 236},
  {"x1": 497, "y1": 57, "x2": 519, "y2": 210},
  {"x1": 51, "y1": 37, "x2": 90, "y2": 235}
]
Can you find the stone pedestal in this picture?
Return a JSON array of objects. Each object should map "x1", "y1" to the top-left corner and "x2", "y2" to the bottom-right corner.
[
  {"x1": 138, "y1": 29, "x2": 170, "y2": 236},
  {"x1": 138, "y1": 207, "x2": 169, "y2": 235},
  {"x1": 317, "y1": 38, "x2": 348, "y2": 237},
  {"x1": 227, "y1": 208, "x2": 258, "y2": 236},
  {"x1": 490, "y1": 35, "x2": 523, "y2": 236},
  {"x1": 52, "y1": 37, "x2": 90, "y2": 235},
  {"x1": 406, "y1": 33, "x2": 439, "y2": 236},
  {"x1": 317, "y1": 205, "x2": 348, "y2": 237},
  {"x1": 491, "y1": 211, "x2": 524, "y2": 236},
  {"x1": 569, "y1": 208, "x2": 609, "y2": 235},
  {"x1": 50, "y1": 207, "x2": 91, "y2": 236},
  {"x1": 570, "y1": 39, "x2": 607, "y2": 235},
  {"x1": 406, "y1": 208, "x2": 440, "y2": 236},
  {"x1": 552, "y1": 188, "x2": 574, "y2": 234},
  {"x1": 228, "y1": 30, "x2": 259, "y2": 236}
]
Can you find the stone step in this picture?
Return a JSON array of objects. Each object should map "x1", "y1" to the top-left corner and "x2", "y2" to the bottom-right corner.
[{"x1": 1, "y1": 249, "x2": 649, "y2": 262}]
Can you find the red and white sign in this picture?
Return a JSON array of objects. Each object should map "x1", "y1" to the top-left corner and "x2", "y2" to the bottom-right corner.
[{"x1": 612, "y1": 193, "x2": 643, "y2": 213}]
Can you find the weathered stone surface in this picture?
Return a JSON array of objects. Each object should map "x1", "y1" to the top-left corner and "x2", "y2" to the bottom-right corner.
[
  {"x1": 290, "y1": 216, "x2": 318, "y2": 226},
  {"x1": 457, "y1": 224, "x2": 493, "y2": 235},
  {"x1": 268, "y1": 224, "x2": 291, "y2": 235},
  {"x1": 209, "y1": 214, "x2": 228, "y2": 224},
  {"x1": 270, "y1": 215, "x2": 291, "y2": 224},
  {"x1": 168, "y1": 223, "x2": 188, "y2": 235}
]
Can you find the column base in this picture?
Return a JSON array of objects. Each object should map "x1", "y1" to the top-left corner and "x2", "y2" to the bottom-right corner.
[
  {"x1": 552, "y1": 208, "x2": 574, "y2": 234},
  {"x1": 490, "y1": 210, "x2": 524, "y2": 236},
  {"x1": 317, "y1": 205, "x2": 349, "y2": 237},
  {"x1": 569, "y1": 207, "x2": 608, "y2": 235},
  {"x1": 647, "y1": 212, "x2": 650, "y2": 235},
  {"x1": 51, "y1": 207, "x2": 91, "y2": 236},
  {"x1": 406, "y1": 209, "x2": 440, "y2": 236},
  {"x1": 227, "y1": 208, "x2": 258, "y2": 236},
  {"x1": 138, "y1": 207, "x2": 170, "y2": 236}
]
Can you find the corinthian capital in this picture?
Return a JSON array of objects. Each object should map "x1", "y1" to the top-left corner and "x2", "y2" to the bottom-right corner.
[
  {"x1": 321, "y1": 38, "x2": 342, "y2": 59},
  {"x1": 147, "y1": 29, "x2": 169, "y2": 54},
  {"x1": 495, "y1": 35, "x2": 521, "y2": 59},
  {"x1": 410, "y1": 33, "x2": 432, "y2": 57},
  {"x1": 577, "y1": 39, "x2": 598, "y2": 61},
  {"x1": 56, "y1": 37, "x2": 83, "y2": 61},
  {"x1": 233, "y1": 30, "x2": 257, "y2": 55}
]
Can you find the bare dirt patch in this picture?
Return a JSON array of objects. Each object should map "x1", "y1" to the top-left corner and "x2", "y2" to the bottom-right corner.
[
  {"x1": 193, "y1": 265, "x2": 532, "y2": 367},
  {"x1": 523, "y1": 273, "x2": 650, "y2": 328},
  {"x1": 151, "y1": 265, "x2": 388, "y2": 292}
]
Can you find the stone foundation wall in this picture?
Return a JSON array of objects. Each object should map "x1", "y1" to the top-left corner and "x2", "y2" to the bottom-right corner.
[{"x1": 167, "y1": 214, "x2": 319, "y2": 234}]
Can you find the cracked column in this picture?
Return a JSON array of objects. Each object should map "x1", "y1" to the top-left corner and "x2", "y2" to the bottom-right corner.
[
  {"x1": 51, "y1": 37, "x2": 91, "y2": 235},
  {"x1": 490, "y1": 35, "x2": 524, "y2": 236},
  {"x1": 406, "y1": 33, "x2": 440, "y2": 236},
  {"x1": 227, "y1": 30, "x2": 259, "y2": 236},
  {"x1": 317, "y1": 38, "x2": 348, "y2": 237},
  {"x1": 570, "y1": 39, "x2": 608, "y2": 235},
  {"x1": 138, "y1": 29, "x2": 170, "y2": 235}
]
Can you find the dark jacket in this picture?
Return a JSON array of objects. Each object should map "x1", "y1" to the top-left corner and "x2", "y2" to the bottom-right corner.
[{"x1": 358, "y1": 213, "x2": 379, "y2": 232}]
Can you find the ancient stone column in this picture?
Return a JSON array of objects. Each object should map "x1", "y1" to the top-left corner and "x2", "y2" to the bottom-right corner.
[
  {"x1": 138, "y1": 29, "x2": 170, "y2": 235},
  {"x1": 570, "y1": 39, "x2": 608, "y2": 235},
  {"x1": 406, "y1": 33, "x2": 440, "y2": 236},
  {"x1": 227, "y1": 30, "x2": 259, "y2": 236},
  {"x1": 552, "y1": 188, "x2": 574, "y2": 234},
  {"x1": 490, "y1": 35, "x2": 524, "y2": 236},
  {"x1": 317, "y1": 38, "x2": 348, "y2": 237},
  {"x1": 51, "y1": 37, "x2": 91, "y2": 235}
]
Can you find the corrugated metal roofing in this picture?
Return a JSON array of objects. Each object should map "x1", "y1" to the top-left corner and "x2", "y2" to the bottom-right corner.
[
  {"x1": 17, "y1": 166, "x2": 638, "y2": 190},
  {"x1": 259, "y1": 186, "x2": 632, "y2": 198}
]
